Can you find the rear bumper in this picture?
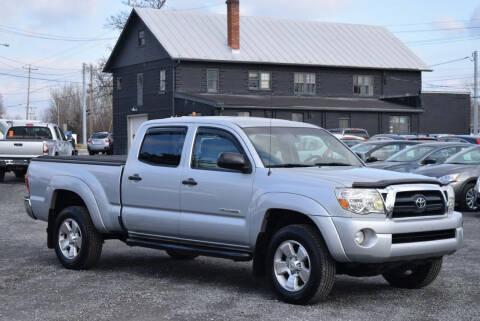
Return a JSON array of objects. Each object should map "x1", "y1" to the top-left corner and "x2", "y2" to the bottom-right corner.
[
  {"x1": 0, "y1": 158, "x2": 30, "y2": 171},
  {"x1": 329, "y1": 211, "x2": 463, "y2": 263},
  {"x1": 87, "y1": 144, "x2": 111, "y2": 151},
  {"x1": 24, "y1": 195, "x2": 37, "y2": 220}
]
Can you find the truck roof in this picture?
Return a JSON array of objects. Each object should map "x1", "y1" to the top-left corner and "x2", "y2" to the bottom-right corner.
[{"x1": 144, "y1": 116, "x2": 319, "y2": 129}]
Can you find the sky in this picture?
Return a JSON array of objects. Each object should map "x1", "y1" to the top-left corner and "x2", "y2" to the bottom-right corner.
[{"x1": 0, "y1": 0, "x2": 479, "y2": 120}]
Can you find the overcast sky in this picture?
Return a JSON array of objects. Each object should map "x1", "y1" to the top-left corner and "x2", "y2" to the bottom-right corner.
[{"x1": 0, "y1": 0, "x2": 479, "y2": 119}]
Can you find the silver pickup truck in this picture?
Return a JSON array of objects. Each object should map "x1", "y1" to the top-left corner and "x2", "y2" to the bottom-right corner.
[
  {"x1": 24, "y1": 117, "x2": 463, "y2": 304},
  {"x1": 0, "y1": 122, "x2": 74, "y2": 182}
]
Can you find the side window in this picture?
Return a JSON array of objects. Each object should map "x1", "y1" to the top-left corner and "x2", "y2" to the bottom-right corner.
[
  {"x1": 371, "y1": 144, "x2": 400, "y2": 161},
  {"x1": 137, "y1": 73, "x2": 144, "y2": 106},
  {"x1": 192, "y1": 128, "x2": 244, "y2": 171},
  {"x1": 57, "y1": 127, "x2": 67, "y2": 141},
  {"x1": 207, "y1": 69, "x2": 219, "y2": 93},
  {"x1": 138, "y1": 127, "x2": 187, "y2": 167},
  {"x1": 54, "y1": 127, "x2": 63, "y2": 141},
  {"x1": 426, "y1": 148, "x2": 458, "y2": 164}
]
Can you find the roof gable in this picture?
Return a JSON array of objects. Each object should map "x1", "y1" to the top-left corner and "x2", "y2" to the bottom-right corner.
[{"x1": 133, "y1": 8, "x2": 430, "y2": 71}]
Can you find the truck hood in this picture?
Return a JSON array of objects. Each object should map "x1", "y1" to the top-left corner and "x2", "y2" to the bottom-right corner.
[{"x1": 271, "y1": 166, "x2": 432, "y2": 188}]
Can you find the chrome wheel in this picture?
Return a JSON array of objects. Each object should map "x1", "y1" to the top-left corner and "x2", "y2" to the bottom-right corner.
[
  {"x1": 273, "y1": 240, "x2": 311, "y2": 292},
  {"x1": 466, "y1": 187, "x2": 476, "y2": 210},
  {"x1": 58, "y1": 218, "x2": 82, "y2": 260}
]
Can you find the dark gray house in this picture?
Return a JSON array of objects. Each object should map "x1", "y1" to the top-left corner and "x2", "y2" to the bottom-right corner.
[{"x1": 104, "y1": 0, "x2": 470, "y2": 154}]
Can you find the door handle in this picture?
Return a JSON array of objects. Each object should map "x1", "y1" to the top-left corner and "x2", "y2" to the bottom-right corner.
[
  {"x1": 182, "y1": 178, "x2": 197, "y2": 186},
  {"x1": 14, "y1": 143, "x2": 23, "y2": 147},
  {"x1": 128, "y1": 174, "x2": 142, "y2": 182}
]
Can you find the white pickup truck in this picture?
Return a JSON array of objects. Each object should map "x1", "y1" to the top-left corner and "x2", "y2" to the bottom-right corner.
[
  {"x1": 24, "y1": 117, "x2": 463, "y2": 304},
  {"x1": 0, "y1": 122, "x2": 75, "y2": 182}
]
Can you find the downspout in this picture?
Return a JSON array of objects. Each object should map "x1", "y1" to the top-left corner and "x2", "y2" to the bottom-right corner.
[{"x1": 172, "y1": 60, "x2": 180, "y2": 117}]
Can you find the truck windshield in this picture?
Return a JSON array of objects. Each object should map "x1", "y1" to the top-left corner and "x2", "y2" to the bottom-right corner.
[
  {"x1": 244, "y1": 127, "x2": 363, "y2": 168},
  {"x1": 386, "y1": 145, "x2": 436, "y2": 162},
  {"x1": 6, "y1": 126, "x2": 53, "y2": 139}
]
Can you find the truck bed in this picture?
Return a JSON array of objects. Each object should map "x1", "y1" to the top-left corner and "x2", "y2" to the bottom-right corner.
[{"x1": 32, "y1": 155, "x2": 127, "y2": 166}]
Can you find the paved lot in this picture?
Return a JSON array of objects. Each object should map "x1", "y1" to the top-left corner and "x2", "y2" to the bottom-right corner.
[{"x1": 1, "y1": 172, "x2": 479, "y2": 321}]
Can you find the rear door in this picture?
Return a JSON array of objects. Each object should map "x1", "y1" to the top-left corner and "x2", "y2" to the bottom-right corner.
[{"x1": 121, "y1": 125, "x2": 189, "y2": 237}]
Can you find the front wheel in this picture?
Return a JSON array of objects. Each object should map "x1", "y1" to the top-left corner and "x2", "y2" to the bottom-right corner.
[
  {"x1": 267, "y1": 224, "x2": 336, "y2": 304},
  {"x1": 460, "y1": 183, "x2": 477, "y2": 211},
  {"x1": 54, "y1": 206, "x2": 103, "y2": 270},
  {"x1": 382, "y1": 258, "x2": 442, "y2": 289}
]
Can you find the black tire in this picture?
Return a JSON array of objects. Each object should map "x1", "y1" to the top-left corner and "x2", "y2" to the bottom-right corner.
[
  {"x1": 382, "y1": 258, "x2": 442, "y2": 289},
  {"x1": 166, "y1": 250, "x2": 198, "y2": 260},
  {"x1": 53, "y1": 206, "x2": 103, "y2": 270},
  {"x1": 0, "y1": 169, "x2": 5, "y2": 183},
  {"x1": 88, "y1": 150, "x2": 95, "y2": 156},
  {"x1": 460, "y1": 182, "x2": 477, "y2": 212},
  {"x1": 14, "y1": 170, "x2": 26, "y2": 179},
  {"x1": 266, "y1": 224, "x2": 336, "y2": 304}
]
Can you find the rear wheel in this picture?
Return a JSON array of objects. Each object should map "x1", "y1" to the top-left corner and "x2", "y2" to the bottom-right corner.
[
  {"x1": 0, "y1": 169, "x2": 5, "y2": 183},
  {"x1": 54, "y1": 206, "x2": 103, "y2": 270},
  {"x1": 166, "y1": 250, "x2": 198, "y2": 260},
  {"x1": 460, "y1": 183, "x2": 476, "y2": 211},
  {"x1": 267, "y1": 224, "x2": 336, "y2": 304},
  {"x1": 14, "y1": 170, "x2": 26, "y2": 178},
  {"x1": 88, "y1": 150, "x2": 95, "y2": 156},
  {"x1": 382, "y1": 258, "x2": 442, "y2": 289}
]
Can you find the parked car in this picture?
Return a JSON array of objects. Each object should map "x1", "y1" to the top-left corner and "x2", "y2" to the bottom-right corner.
[
  {"x1": 24, "y1": 117, "x2": 462, "y2": 304},
  {"x1": 0, "y1": 122, "x2": 75, "y2": 182},
  {"x1": 369, "y1": 134, "x2": 438, "y2": 142},
  {"x1": 438, "y1": 135, "x2": 480, "y2": 145},
  {"x1": 414, "y1": 146, "x2": 480, "y2": 211},
  {"x1": 87, "y1": 132, "x2": 113, "y2": 155},
  {"x1": 0, "y1": 119, "x2": 12, "y2": 140},
  {"x1": 333, "y1": 134, "x2": 366, "y2": 147},
  {"x1": 328, "y1": 128, "x2": 369, "y2": 139},
  {"x1": 351, "y1": 140, "x2": 421, "y2": 163},
  {"x1": 368, "y1": 142, "x2": 470, "y2": 172}
]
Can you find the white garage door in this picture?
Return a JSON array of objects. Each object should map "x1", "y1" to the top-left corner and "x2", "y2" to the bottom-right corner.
[{"x1": 127, "y1": 114, "x2": 148, "y2": 151}]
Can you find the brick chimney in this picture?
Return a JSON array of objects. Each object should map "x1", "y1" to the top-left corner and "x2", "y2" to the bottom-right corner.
[{"x1": 226, "y1": 0, "x2": 240, "y2": 50}]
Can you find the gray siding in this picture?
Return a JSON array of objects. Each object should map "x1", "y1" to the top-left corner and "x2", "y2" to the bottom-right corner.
[{"x1": 420, "y1": 93, "x2": 470, "y2": 134}]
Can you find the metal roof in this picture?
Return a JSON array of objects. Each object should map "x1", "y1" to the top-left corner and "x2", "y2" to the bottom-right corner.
[{"x1": 134, "y1": 8, "x2": 431, "y2": 71}]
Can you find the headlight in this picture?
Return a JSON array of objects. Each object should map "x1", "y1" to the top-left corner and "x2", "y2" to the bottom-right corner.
[
  {"x1": 439, "y1": 173, "x2": 461, "y2": 185},
  {"x1": 335, "y1": 188, "x2": 385, "y2": 215},
  {"x1": 446, "y1": 185, "x2": 455, "y2": 213}
]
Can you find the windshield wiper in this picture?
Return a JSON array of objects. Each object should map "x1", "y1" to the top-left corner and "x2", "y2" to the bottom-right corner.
[
  {"x1": 315, "y1": 162, "x2": 352, "y2": 167},
  {"x1": 268, "y1": 164, "x2": 314, "y2": 168}
]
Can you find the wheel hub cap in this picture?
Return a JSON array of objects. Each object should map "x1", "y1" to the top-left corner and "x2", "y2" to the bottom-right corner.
[
  {"x1": 273, "y1": 240, "x2": 311, "y2": 292},
  {"x1": 58, "y1": 218, "x2": 82, "y2": 260}
]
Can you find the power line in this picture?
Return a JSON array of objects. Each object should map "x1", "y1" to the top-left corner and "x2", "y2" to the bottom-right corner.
[
  {"x1": 430, "y1": 56, "x2": 471, "y2": 67},
  {"x1": 385, "y1": 18, "x2": 480, "y2": 28},
  {"x1": 0, "y1": 71, "x2": 81, "y2": 83},
  {"x1": 0, "y1": 24, "x2": 116, "y2": 42},
  {"x1": 405, "y1": 35, "x2": 480, "y2": 45},
  {"x1": 393, "y1": 26, "x2": 480, "y2": 33}
]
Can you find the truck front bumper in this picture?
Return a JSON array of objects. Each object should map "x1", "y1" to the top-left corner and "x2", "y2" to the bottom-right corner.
[
  {"x1": 24, "y1": 195, "x2": 37, "y2": 220},
  {"x1": 326, "y1": 211, "x2": 463, "y2": 263}
]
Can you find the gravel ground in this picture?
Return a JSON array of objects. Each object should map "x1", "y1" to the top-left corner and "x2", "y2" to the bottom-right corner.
[{"x1": 1, "y1": 172, "x2": 479, "y2": 321}]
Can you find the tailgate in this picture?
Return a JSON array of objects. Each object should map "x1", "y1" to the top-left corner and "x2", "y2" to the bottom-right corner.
[{"x1": 0, "y1": 140, "x2": 44, "y2": 158}]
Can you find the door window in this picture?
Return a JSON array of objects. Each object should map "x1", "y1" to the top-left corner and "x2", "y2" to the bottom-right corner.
[
  {"x1": 138, "y1": 127, "x2": 187, "y2": 167},
  {"x1": 425, "y1": 147, "x2": 460, "y2": 164},
  {"x1": 370, "y1": 144, "x2": 401, "y2": 161},
  {"x1": 192, "y1": 128, "x2": 245, "y2": 171}
]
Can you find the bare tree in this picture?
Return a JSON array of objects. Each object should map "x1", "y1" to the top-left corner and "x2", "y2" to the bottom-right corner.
[
  {"x1": 91, "y1": 59, "x2": 113, "y2": 133},
  {"x1": 43, "y1": 85, "x2": 83, "y2": 135},
  {"x1": 106, "y1": 0, "x2": 167, "y2": 30},
  {"x1": 0, "y1": 94, "x2": 4, "y2": 118}
]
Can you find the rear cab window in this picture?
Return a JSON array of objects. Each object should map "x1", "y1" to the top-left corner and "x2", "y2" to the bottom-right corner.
[
  {"x1": 6, "y1": 126, "x2": 53, "y2": 139},
  {"x1": 138, "y1": 127, "x2": 187, "y2": 167}
]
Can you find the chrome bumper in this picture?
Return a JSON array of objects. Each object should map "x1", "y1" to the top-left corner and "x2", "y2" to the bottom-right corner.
[{"x1": 24, "y1": 195, "x2": 36, "y2": 220}]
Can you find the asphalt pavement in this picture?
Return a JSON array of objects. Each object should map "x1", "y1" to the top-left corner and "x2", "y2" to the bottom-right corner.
[{"x1": 0, "y1": 172, "x2": 479, "y2": 321}]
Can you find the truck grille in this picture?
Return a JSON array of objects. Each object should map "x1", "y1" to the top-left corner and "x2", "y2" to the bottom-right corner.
[
  {"x1": 392, "y1": 229, "x2": 456, "y2": 244},
  {"x1": 392, "y1": 191, "x2": 445, "y2": 218}
]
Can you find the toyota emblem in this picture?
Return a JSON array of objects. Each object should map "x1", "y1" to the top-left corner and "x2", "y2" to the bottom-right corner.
[{"x1": 415, "y1": 196, "x2": 427, "y2": 210}]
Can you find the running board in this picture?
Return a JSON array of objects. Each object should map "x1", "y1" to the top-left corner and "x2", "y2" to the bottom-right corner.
[{"x1": 126, "y1": 237, "x2": 252, "y2": 262}]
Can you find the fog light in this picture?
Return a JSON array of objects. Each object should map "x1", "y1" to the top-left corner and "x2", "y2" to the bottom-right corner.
[{"x1": 354, "y1": 231, "x2": 365, "y2": 245}]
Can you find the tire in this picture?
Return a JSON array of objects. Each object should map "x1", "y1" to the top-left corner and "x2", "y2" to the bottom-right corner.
[
  {"x1": 382, "y1": 258, "x2": 442, "y2": 289},
  {"x1": 460, "y1": 183, "x2": 477, "y2": 212},
  {"x1": 166, "y1": 250, "x2": 198, "y2": 260},
  {"x1": 0, "y1": 169, "x2": 5, "y2": 183},
  {"x1": 266, "y1": 224, "x2": 336, "y2": 304},
  {"x1": 88, "y1": 150, "x2": 95, "y2": 156},
  {"x1": 14, "y1": 170, "x2": 26, "y2": 179},
  {"x1": 53, "y1": 206, "x2": 103, "y2": 270}
]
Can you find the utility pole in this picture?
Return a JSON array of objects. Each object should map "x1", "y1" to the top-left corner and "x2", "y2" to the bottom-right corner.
[
  {"x1": 82, "y1": 63, "x2": 87, "y2": 145},
  {"x1": 474, "y1": 51, "x2": 479, "y2": 135},
  {"x1": 89, "y1": 64, "x2": 94, "y2": 137},
  {"x1": 24, "y1": 64, "x2": 38, "y2": 120}
]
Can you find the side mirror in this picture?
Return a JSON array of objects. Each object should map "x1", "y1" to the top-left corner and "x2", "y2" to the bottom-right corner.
[
  {"x1": 217, "y1": 152, "x2": 252, "y2": 174},
  {"x1": 365, "y1": 156, "x2": 378, "y2": 163},
  {"x1": 423, "y1": 159, "x2": 437, "y2": 165}
]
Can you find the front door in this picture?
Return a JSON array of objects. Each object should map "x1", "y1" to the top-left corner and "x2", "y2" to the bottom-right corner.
[
  {"x1": 127, "y1": 114, "x2": 148, "y2": 152},
  {"x1": 180, "y1": 126, "x2": 255, "y2": 247}
]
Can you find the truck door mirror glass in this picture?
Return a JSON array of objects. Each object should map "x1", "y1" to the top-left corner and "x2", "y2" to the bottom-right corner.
[{"x1": 217, "y1": 152, "x2": 252, "y2": 173}]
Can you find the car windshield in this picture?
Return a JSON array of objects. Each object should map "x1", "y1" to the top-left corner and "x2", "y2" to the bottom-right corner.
[
  {"x1": 344, "y1": 130, "x2": 368, "y2": 138},
  {"x1": 446, "y1": 148, "x2": 480, "y2": 165},
  {"x1": 244, "y1": 127, "x2": 363, "y2": 168},
  {"x1": 6, "y1": 126, "x2": 53, "y2": 139},
  {"x1": 351, "y1": 143, "x2": 378, "y2": 153},
  {"x1": 92, "y1": 133, "x2": 108, "y2": 139},
  {"x1": 387, "y1": 145, "x2": 436, "y2": 162}
]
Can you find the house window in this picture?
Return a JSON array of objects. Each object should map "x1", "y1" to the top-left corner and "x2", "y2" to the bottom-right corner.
[
  {"x1": 389, "y1": 116, "x2": 411, "y2": 134},
  {"x1": 159, "y1": 70, "x2": 166, "y2": 93},
  {"x1": 291, "y1": 113, "x2": 304, "y2": 122},
  {"x1": 339, "y1": 118, "x2": 350, "y2": 128},
  {"x1": 238, "y1": 111, "x2": 250, "y2": 117},
  {"x1": 294, "y1": 73, "x2": 316, "y2": 95},
  {"x1": 249, "y1": 71, "x2": 271, "y2": 90},
  {"x1": 138, "y1": 30, "x2": 146, "y2": 47},
  {"x1": 137, "y1": 73, "x2": 143, "y2": 106},
  {"x1": 207, "y1": 69, "x2": 219, "y2": 93},
  {"x1": 353, "y1": 75, "x2": 374, "y2": 96},
  {"x1": 116, "y1": 77, "x2": 122, "y2": 91}
]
